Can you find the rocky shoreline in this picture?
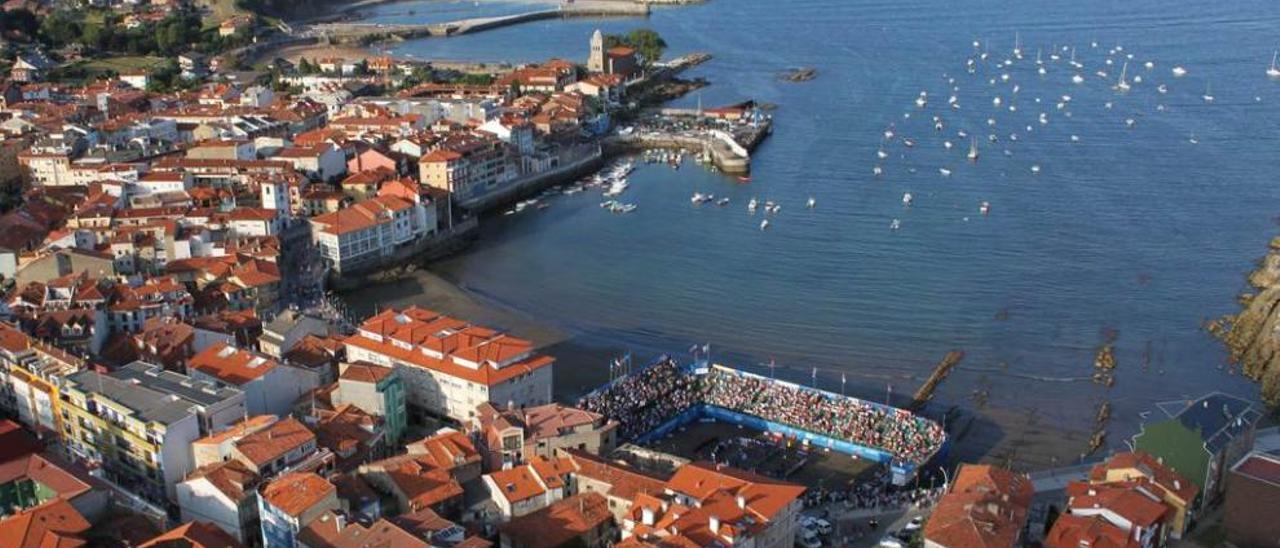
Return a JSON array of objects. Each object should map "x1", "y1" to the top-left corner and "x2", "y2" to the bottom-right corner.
[{"x1": 1207, "y1": 235, "x2": 1280, "y2": 406}]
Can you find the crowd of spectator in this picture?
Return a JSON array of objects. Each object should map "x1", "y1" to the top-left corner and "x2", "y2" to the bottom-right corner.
[
  {"x1": 702, "y1": 369, "x2": 945, "y2": 463},
  {"x1": 577, "y1": 359, "x2": 702, "y2": 440},
  {"x1": 580, "y1": 361, "x2": 947, "y2": 464}
]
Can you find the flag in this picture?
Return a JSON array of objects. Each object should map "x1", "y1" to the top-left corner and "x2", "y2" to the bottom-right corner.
[
  {"x1": 842, "y1": 373, "x2": 847, "y2": 384},
  {"x1": 702, "y1": 343, "x2": 711, "y2": 354},
  {"x1": 689, "y1": 344, "x2": 699, "y2": 354}
]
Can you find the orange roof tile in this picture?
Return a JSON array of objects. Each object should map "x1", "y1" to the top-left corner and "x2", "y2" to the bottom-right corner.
[
  {"x1": 261, "y1": 472, "x2": 334, "y2": 517},
  {"x1": 189, "y1": 342, "x2": 279, "y2": 385}
]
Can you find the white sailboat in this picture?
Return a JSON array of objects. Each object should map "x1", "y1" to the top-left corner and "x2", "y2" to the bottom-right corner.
[
  {"x1": 1202, "y1": 81, "x2": 1215, "y2": 103},
  {"x1": 967, "y1": 137, "x2": 979, "y2": 161},
  {"x1": 1072, "y1": 73, "x2": 1085, "y2": 84},
  {"x1": 1114, "y1": 61, "x2": 1130, "y2": 91},
  {"x1": 979, "y1": 201, "x2": 991, "y2": 215},
  {"x1": 1172, "y1": 65, "x2": 1188, "y2": 77},
  {"x1": 807, "y1": 197, "x2": 816, "y2": 209},
  {"x1": 1268, "y1": 51, "x2": 1280, "y2": 78},
  {"x1": 902, "y1": 192, "x2": 913, "y2": 206}
]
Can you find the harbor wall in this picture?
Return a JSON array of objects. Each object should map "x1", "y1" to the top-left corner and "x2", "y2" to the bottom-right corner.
[{"x1": 457, "y1": 145, "x2": 604, "y2": 212}]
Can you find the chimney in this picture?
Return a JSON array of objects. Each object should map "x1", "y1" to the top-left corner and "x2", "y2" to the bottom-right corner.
[
  {"x1": 709, "y1": 515, "x2": 720, "y2": 535},
  {"x1": 1173, "y1": 480, "x2": 1180, "y2": 491},
  {"x1": 736, "y1": 494, "x2": 746, "y2": 509},
  {"x1": 642, "y1": 506, "x2": 655, "y2": 526}
]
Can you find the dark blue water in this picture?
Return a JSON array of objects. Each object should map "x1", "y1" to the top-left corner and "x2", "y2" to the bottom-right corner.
[{"x1": 366, "y1": 0, "x2": 1278, "y2": 439}]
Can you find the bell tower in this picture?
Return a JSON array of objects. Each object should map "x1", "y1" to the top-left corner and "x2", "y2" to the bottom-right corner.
[{"x1": 588, "y1": 29, "x2": 605, "y2": 73}]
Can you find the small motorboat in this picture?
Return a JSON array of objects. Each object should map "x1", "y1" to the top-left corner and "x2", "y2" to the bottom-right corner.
[
  {"x1": 748, "y1": 198, "x2": 758, "y2": 212},
  {"x1": 760, "y1": 219, "x2": 770, "y2": 230},
  {"x1": 939, "y1": 168, "x2": 952, "y2": 177},
  {"x1": 1030, "y1": 164, "x2": 1042, "y2": 174},
  {"x1": 873, "y1": 166, "x2": 883, "y2": 176},
  {"x1": 717, "y1": 198, "x2": 731, "y2": 206},
  {"x1": 890, "y1": 219, "x2": 901, "y2": 230},
  {"x1": 1269, "y1": 51, "x2": 1280, "y2": 78},
  {"x1": 1172, "y1": 66, "x2": 1188, "y2": 77},
  {"x1": 902, "y1": 192, "x2": 914, "y2": 206},
  {"x1": 737, "y1": 175, "x2": 752, "y2": 183},
  {"x1": 806, "y1": 197, "x2": 816, "y2": 209},
  {"x1": 979, "y1": 201, "x2": 990, "y2": 215}
]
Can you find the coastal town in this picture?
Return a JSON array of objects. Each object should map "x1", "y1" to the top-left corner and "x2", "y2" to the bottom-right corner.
[{"x1": 0, "y1": 0, "x2": 1276, "y2": 548}]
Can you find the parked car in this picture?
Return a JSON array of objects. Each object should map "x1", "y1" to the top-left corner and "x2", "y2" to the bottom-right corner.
[
  {"x1": 877, "y1": 536, "x2": 906, "y2": 548},
  {"x1": 903, "y1": 516, "x2": 924, "y2": 532},
  {"x1": 796, "y1": 529, "x2": 822, "y2": 548}
]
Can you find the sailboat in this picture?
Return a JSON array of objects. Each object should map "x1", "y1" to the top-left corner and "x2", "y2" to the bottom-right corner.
[
  {"x1": 806, "y1": 197, "x2": 816, "y2": 209},
  {"x1": 1268, "y1": 51, "x2": 1280, "y2": 78},
  {"x1": 1012, "y1": 32, "x2": 1023, "y2": 58},
  {"x1": 967, "y1": 138, "x2": 979, "y2": 161},
  {"x1": 1114, "y1": 61, "x2": 1130, "y2": 91},
  {"x1": 1202, "y1": 81, "x2": 1215, "y2": 103}
]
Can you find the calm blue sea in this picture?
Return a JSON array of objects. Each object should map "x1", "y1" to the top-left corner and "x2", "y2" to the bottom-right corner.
[{"x1": 361, "y1": 0, "x2": 1278, "y2": 438}]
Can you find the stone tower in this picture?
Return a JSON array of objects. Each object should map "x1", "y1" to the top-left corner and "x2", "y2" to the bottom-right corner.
[{"x1": 588, "y1": 29, "x2": 605, "y2": 73}]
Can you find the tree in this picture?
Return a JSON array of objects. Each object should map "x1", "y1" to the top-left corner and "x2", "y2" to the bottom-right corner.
[
  {"x1": 39, "y1": 11, "x2": 82, "y2": 47},
  {"x1": 624, "y1": 29, "x2": 666, "y2": 65},
  {"x1": 0, "y1": 8, "x2": 39, "y2": 39},
  {"x1": 603, "y1": 29, "x2": 667, "y2": 66}
]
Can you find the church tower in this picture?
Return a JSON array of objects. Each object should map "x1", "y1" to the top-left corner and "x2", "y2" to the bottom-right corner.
[{"x1": 588, "y1": 29, "x2": 605, "y2": 73}]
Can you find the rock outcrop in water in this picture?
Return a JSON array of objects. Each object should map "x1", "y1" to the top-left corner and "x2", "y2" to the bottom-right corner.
[{"x1": 1208, "y1": 236, "x2": 1280, "y2": 406}]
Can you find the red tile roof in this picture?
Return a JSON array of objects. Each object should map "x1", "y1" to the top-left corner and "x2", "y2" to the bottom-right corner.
[
  {"x1": 923, "y1": 465, "x2": 1033, "y2": 548},
  {"x1": 189, "y1": 342, "x2": 278, "y2": 385},
  {"x1": 344, "y1": 307, "x2": 553, "y2": 387},
  {"x1": 1044, "y1": 513, "x2": 1138, "y2": 548},
  {"x1": 261, "y1": 472, "x2": 334, "y2": 517},
  {"x1": 486, "y1": 464, "x2": 546, "y2": 504},
  {"x1": 499, "y1": 493, "x2": 610, "y2": 548},
  {"x1": 233, "y1": 417, "x2": 315, "y2": 468},
  {"x1": 138, "y1": 521, "x2": 245, "y2": 548},
  {"x1": 0, "y1": 499, "x2": 90, "y2": 548}
]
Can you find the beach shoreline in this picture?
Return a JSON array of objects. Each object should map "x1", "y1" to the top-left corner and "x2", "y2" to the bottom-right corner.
[{"x1": 337, "y1": 263, "x2": 1092, "y2": 472}]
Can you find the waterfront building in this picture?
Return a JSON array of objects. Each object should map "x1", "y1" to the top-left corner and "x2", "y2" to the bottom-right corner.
[
  {"x1": 188, "y1": 342, "x2": 323, "y2": 418},
  {"x1": 499, "y1": 492, "x2": 613, "y2": 548},
  {"x1": 474, "y1": 402, "x2": 618, "y2": 471},
  {"x1": 61, "y1": 362, "x2": 246, "y2": 503},
  {"x1": 343, "y1": 307, "x2": 554, "y2": 423},
  {"x1": 308, "y1": 194, "x2": 437, "y2": 275},
  {"x1": 1087, "y1": 451, "x2": 1199, "y2": 539},
  {"x1": 258, "y1": 472, "x2": 339, "y2": 548},
  {"x1": 1133, "y1": 392, "x2": 1261, "y2": 503},
  {"x1": 175, "y1": 459, "x2": 261, "y2": 545},
  {"x1": 1224, "y1": 451, "x2": 1280, "y2": 548},
  {"x1": 923, "y1": 464, "x2": 1033, "y2": 548},
  {"x1": 417, "y1": 132, "x2": 514, "y2": 204}
]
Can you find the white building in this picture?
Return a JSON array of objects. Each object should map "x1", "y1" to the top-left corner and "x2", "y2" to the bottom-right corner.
[
  {"x1": 188, "y1": 342, "x2": 322, "y2": 418},
  {"x1": 176, "y1": 459, "x2": 261, "y2": 545},
  {"x1": 342, "y1": 307, "x2": 554, "y2": 422},
  {"x1": 270, "y1": 145, "x2": 346, "y2": 182},
  {"x1": 308, "y1": 195, "x2": 436, "y2": 275}
]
